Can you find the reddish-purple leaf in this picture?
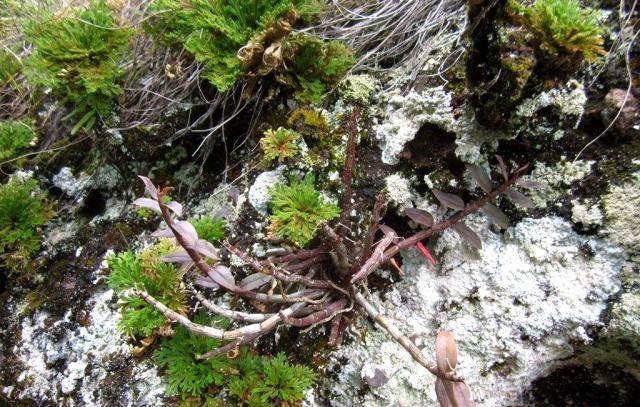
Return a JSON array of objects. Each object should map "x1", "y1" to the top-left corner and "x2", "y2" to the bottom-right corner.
[
  {"x1": 240, "y1": 273, "x2": 273, "y2": 291},
  {"x1": 435, "y1": 378, "x2": 475, "y2": 407},
  {"x1": 133, "y1": 197, "x2": 161, "y2": 214},
  {"x1": 379, "y1": 224, "x2": 397, "y2": 238},
  {"x1": 481, "y1": 203, "x2": 509, "y2": 229},
  {"x1": 165, "y1": 201, "x2": 183, "y2": 216},
  {"x1": 416, "y1": 241, "x2": 437, "y2": 265},
  {"x1": 191, "y1": 239, "x2": 217, "y2": 259},
  {"x1": 432, "y1": 190, "x2": 465, "y2": 211},
  {"x1": 195, "y1": 276, "x2": 219, "y2": 289},
  {"x1": 206, "y1": 264, "x2": 237, "y2": 292},
  {"x1": 173, "y1": 221, "x2": 198, "y2": 245},
  {"x1": 495, "y1": 155, "x2": 508, "y2": 180},
  {"x1": 152, "y1": 227, "x2": 175, "y2": 238},
  {"x1": 404, "y1": 207, "x2": 434, "y2": 227},
  {"x1": 505, "y1": 188, "x2": 535, "y2": 209},
  {"x1": 160, "y1": 250, "x2": 191, "y2": 263},
  {"x1": 467, "y1": 165, "x2": 492, "y2": 193},
  {"x1": 138, "y1": 175, "x2": 158, "y2": 199},
  {"x1": 516, "y1": 178, "x2": 543, "y2": 190},
  {"x1": 435, "y1": 331, "x2": 458, "y2": 373},
  {"x1": 452, "y1": 223, "x2": 482, "y2": 249}
]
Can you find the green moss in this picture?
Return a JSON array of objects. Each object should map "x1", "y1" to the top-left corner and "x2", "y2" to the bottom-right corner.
[
  {"x1": 260, "y1": 127, "x2": 300, "y2": 162},
  {"x1": 269, "y1": 173, "x2": 340, "y2": 247},
  {"x1": 0, "y1": 119, "x2": 36, "y2": 161},
  {"x1": 191, "y1": 217, "x2": 226, "y2": 244},
  {"x1": 510, "y1": 0, "x2": 605, "y2": 62},
  {"x1": 23, "y1": 1, "x2": 132, "y2": 134},
  {"x1": 0, "y1": 175, "x2": 51, "y2": 272},
  {"x1": 107, "y1": 241, "x2": 187, "y2": 338}
]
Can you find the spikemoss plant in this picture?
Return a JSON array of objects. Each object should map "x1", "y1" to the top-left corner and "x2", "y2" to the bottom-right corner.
[
  {"x1": 23, "y1": 1, "x2": 132, "y2": 134},
  {"x1": 156, "y1": 319, "x2": 317, "y2": 405},
  {"x1": 510, "y1": 0, "x2": 605, "y2": 66},
  {"x1": 260, "y1": 127, "x2": 300, "y2": 162},
  {"x1": 0, "y1": 175, "x2": 51, "y2": 272},
  {"x1": 108, "y1": 240, "x2": 186, "y2": 337},
  {"x1": 0, "y1": 120, "x2": 36, "y2": 161},
  {"x1": 191, "y1": 216, "x2": 226, "y2": 244},
  {"x1": 269, "y1": 173, "x2": 340, "y2": 247}
]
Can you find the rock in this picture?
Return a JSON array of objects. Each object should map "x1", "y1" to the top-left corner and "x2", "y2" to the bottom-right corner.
[
  {"x1": 53, "y1": 167, "x2": 89, "y2": 198},
  {"x1": 516, "y1": 80, "x2": 587, "y2": 121},
  {"x1": 384, "y1": 173, "x2": 414, "y2": 211},
  {"x1": 361, "y1": 363, "x2": 391, "y2": 388},
  {"x1": 523, "y1": 158, "x2": 594, "y2": 208},
  {"x1": 571, "y1": 198, "x2": 604, "y2": 227},
  {"x1": 602, "y1": 88, "x2": 639, "y2": 133},
  {"x1": 248, "y1": 167, "x2": 285, "y2": 215},
  {"x1": 324, "y1": 216, "x2": 625, "y2": 406}
]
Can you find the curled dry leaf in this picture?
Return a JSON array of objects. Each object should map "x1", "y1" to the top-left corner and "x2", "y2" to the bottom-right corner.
[
  {"x1": 481, "y1": 203, "x2": 509, "y2": 229},
  {"x1": 432, "y1": 190, "x2": 465, "y2": 211},
  {"x1": 452, "y1": 223, "x2": 482, "y2": 250},
  {"x1": 404, "y1": 207, "x2": 434, "y2": 227},
  {"x1": 505, "y1": 188, "x2": 535, "y2": 209},
  {"x1": 467, "y1": 165, "x2": 492, "y2": 193}
]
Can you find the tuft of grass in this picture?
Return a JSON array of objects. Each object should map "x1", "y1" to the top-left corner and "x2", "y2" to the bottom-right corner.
[
  {"x1": 269, "y1": 173, "x2": 340, "y2": 247},
  {"x1": 23, "y1": 1, "x2": 132, "y2": 134},
  {"x1": 511, "y1": 0, "x2": 605, "y2": 62},
  {"x1": 0, "y1": 120, "x2": 36, "y2": 161},
  {"x1": 0, "y1": 175, "x2": 51, "y2": 272},
  {"x1": 260, "y1": 127, "x2": 300, "y2": 162},
  {"x1": 107, "y1": 240, "x2": 186, "y2": 338}
]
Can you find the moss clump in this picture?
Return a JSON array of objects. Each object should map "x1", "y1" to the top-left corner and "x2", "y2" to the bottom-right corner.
[
  {"x1": 108, "y1": 240, "x2": 187, "y2": 337},
  {"x1": 288, "y1": 108, "x2": 329, "y2": 138},
  {"x1": 0, "y1": 175, "x2": 51, "y2": 272},
  {"x1": 269, "y1": 173, "x2": 340, "y2": 247},
  {"x1": 155, "y1": 316, "x2": 317, "y2": 405},
  {"x1": 510, "y1": 0, "x2": 605, "y2": 75},
  {"x1": 0, "y1": 120, "x2": 36, "y2": 161},
  {"x1": 260, "y1": 127, "x2": 300, "y2": 162},
  {"x1": 23, "y1": 1, "x2": 132, "y2": 134},
  {"x1": 191, "y1": 216, "x2": 226, "y2": 244}
]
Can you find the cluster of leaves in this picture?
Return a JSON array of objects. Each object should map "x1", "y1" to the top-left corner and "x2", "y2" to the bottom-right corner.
[
  {"x1": 510, "y1": 0, "x2": 605, "y2": 61},
  {"x1": 0, "y1": 120, "x2": 36, "y2": 161},
  {"x1": 260, "y1": 127, "x2": 300, "y2": 162},
  {"x1": 191, "y1": 216, "x2": 226, "y2": 244},
  {"x1": 0, "y1": 176, "x2": 51, "y2": 272},
  {"x1": 269, "y1": 173, "x2": 340, "y2": 247},
  {"x1": 23, "y1": 0, "x2": 132, "y2": 134},
  {"x1": 107, "y1": 240, "x2": 186, "y2": 337},
  {"x1": 146, "y1": 0, "x2": 307, "y2": 92},
  {"x1": 282, "y1": 35, "x2": 355, "y2": 104},
  {"x1": 156, "y1": 314, "x2": 316, "y2": 405}
]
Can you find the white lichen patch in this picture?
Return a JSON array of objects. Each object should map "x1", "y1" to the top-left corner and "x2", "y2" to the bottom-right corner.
[
  {"x1": 523, "y1": 158, "x2": 594, "y2": 208},
  {"x1": 516, "y1": 80, "x2": 587, "y2": 122},
  {"x1": 384, "y1": 173, "x2": 415, "y2": 211},
  {"x1": 571, "y1": 198, "x2": 604, "y2": 227},
  {"x1": 375, "y1": 87, "x2": 454, "y2": 165},
  {"x1": 325, "y1": 216, "x2": 624, "y2": 406},
  {"x1": 14, "y1": 288, "x2": 166, "y2": 405},
  {"x1": 602, "y1": 170, "x2": 640, "y2": 255}
]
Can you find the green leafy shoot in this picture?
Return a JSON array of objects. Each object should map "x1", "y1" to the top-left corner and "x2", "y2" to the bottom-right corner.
[
  {"x1": 155, "y1": 311, "x2": 233, "y2": 398},
  {"x1": 260, "y1": 127, "x2": 300, "y2": 162},
  {"x1": 107, "y1": 240, "x2": 186, "y2": 337},
  {"x1": 511, "y1": 0, "x2": 605, "y2": 61},
  {"x1": 251, "y1": 352, "x2": 317, "y2": 405},
  {"x1": 191, "y1": 217, "x2": 226, "y2": 244},
  {"x1": 269, "y1": 173, "x2": 340, "y2": 247},
  {"x1": 0, "y1": 119, "x2": 37, "y2": 161},
  {"x1": 0, "y1": 175, "x2": 51, "y2": 272},
  {"x1": 23, "y1": 1, "x2": 132, "y2": 134}
]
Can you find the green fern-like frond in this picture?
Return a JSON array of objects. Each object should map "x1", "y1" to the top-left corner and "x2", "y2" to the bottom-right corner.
[
  {"x1": 107, "y1": 242, "x2": 186, "y2": 337},
  {"x1": 155, "y1": 311, "x2": 233, "y2": 397},
  {"x1": 23, "y1": 1, "x2": 132, "y2": 134},
  {"x1": 252, "y1": 353, "x2": 317, "y2": 405},
  {"x1": 191, "y1": 217, "x2": 226, "y2": 244},
  {"x1": 269, "y1": 173, "x2": 340, "y2": 247},
  {"x1": 0, "y1": 120, "x2": 36, "y2": 161},
  {"x1": 260, "y1": 127, "x2": 300, "y2": 162}
]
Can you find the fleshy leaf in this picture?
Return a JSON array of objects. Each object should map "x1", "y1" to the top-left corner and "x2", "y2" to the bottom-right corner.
[
  {"x1": 452, "y1": 223, "x2": 482, "y2": 249},
  {"x1": 138, "y1": 175, "x2": 158, "y2": 199},
  {"x1": 172, "y1": 221, "x2": 199, "y2": 246},
  {"x1": 467, "y1": 165, "x2": 492, "y2": 193},
  {"x1": 481, "y1": 203, "x2": 509, "y2": 229},
  {"x1": 404, "y1": 207, "x2": 434, "y2": 227},
  {"x1": 240, "y1": 273, "x2": 273, "y2": 291},
  {"x1": 416, "y1": 241, "x2": 437, "y2": 265},
  {"x1": 160, "y1": 250, "x2": 191, "y2": 263},
  {"x1": 165, "y1": 201, "x2": 183, "y2": 216},
  {"x1": 195, "y1": 276, "x2": 219, "y2": 289},
  {"x1": 435, "y1": 378, "x2": 475, "y2": 407},
  {"x1": 206, "y1": 264, "x2": 238, "y2": 292},
  {"x1": 435, "y1": 331, "x2": 458, "y2": 373},
  {"x1": 495, "y1": 155, "x2": 508, "y2": 180},
  {"x1": 191, "y1": 239, "x2": 217, "y2": 259},
  {"x1": 505, "y1": 188, "x2": 535, "y2": 209},
  {"x1": 133, "y1": 197, "x2": 161, "y2": 214},
  {"x1": 379, "y1": 224, "x2": 397, "y2": 238},
  {"x1": 432, "y1": 190, "x2": 465, "y2": 211}
]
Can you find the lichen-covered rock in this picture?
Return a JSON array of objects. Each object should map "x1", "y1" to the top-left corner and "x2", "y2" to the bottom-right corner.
[
  {"x1": 247, "y1": 166, "x2": 285, "y2": 215},
  {"x1": 523, "y1": 159, "x2": 594, "y2": 208},
  {"x1": 571, "y1": 198, "x2": 604, "y2": 227},
  {"x1": 339, "y1": 74, "x2": 379, "y2": 106},
  {"x1": 323, "y1": 216, "x2": 625, "y2": 406},
  {"x1": 602, "y1": 170, "x2": 640, "y2": 255},
  {"x1": 384, "y1": 173, "x2": 415, "y2": 211},
  {"x1": 515, "y1": 80, "x2": 587, "y2": 121}
]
